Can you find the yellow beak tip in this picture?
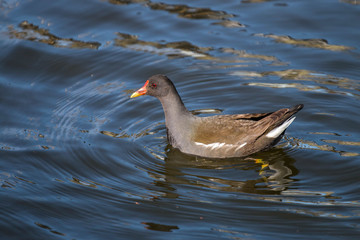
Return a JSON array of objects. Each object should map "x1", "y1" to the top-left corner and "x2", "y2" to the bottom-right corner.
[{"x1": 130, "y1": 92, "x2": 140, "y2": 98}]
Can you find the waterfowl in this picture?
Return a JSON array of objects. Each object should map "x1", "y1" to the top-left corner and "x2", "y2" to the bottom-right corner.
[{"x1": 131, "y1": 74, "x2": 303, "y2": 158}]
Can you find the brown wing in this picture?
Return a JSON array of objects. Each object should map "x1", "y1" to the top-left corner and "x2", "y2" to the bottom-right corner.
[
  {"x1": 192, "y1": 112, "x2": 274, "y2": 144},
  {"x1": 191, "y1": 104, "x2": 303, "y2": 145}
]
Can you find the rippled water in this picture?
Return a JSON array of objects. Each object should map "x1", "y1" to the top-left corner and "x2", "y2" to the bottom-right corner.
[{"x1": 1, "y1": 0, "x2": 360, "y2": 239}]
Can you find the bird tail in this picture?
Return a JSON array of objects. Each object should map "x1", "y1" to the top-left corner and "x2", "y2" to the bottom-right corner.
[{"x1": 261, "y1": 104, "x2": 304, "y2": 139}]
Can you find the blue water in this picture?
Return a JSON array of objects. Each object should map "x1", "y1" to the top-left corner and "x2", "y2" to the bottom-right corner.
[{"x1": 1, "y1": 0, "x2": 360, "y2": 239}]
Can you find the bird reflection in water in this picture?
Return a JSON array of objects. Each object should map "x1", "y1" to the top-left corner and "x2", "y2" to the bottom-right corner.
[{"x1": 145, "y1": 145, "x2": 298, "y2": 199}]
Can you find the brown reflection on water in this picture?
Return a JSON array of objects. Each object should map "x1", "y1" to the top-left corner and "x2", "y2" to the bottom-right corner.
[
  {"x1": 212, "y1": 20, "x2": 245, "y2": 28},
  {"x1": 264, "y1": 188, "x2": 360, "y2": 217},
  {"x1": 283, "y1": 208, "x2": 353, "y2": 219},
  {"x1": 0, "y1": 172, "x2": 36, "y2": 189},
  {"x1": 322, "y1": 139, "x2": 360, "y2": 146},
  {"x1": 8, "y1": 21, "x2": 101, "y2": 49},
  {"x1": 340, "y1": 0, "x2": 360, "y2": 5},
  {"x1": 71, "y1": 177, "x2": 98, "y2": 188},
  {"x1": 309, "y1": 132, "x2": 341, "y2": 136},
  {"x1": 108, "y1": 0, "x2": 241, "y2": 27},
  {"x1": 263, "y1": 69, "x2": 359, "y2": 91},
  {"x1": 221, "y1": 48, "x2": 284, "y2": 65},
  {"x1": 100, "y1": 121, "x2": 162, "y2": 139},
  {"x1": 255, "y1": 33, "x2": 354, "y2": 51},
  {"x1": 260, "y1": 193, "x2": 360, "y2": 219},
  {"x1": 34, "y1": 222, "x2": 66, "y2": 237},
  {"x1": 114, "y1": 32, "x2": 284, "y2": 68},
  {"x1": 114, "y1": 32, "x2": 213, "y2": 59},
  {"x1": 286, "y1": 136, "x2": 360, "y2": 157},
  {"x1": 237, "y1": 68, "x2": 360, "y2": 98},
  {"x1": 141, "y1": 222, "x2": 179, "y2": 232},
  {"x1": 241, "y1": 0, "x2": 273, "y2": 3},
  {"x1": 246, "y1": 82, "x2": 360, "y2": 99},
  {"x1": 262, "y1": 190, "x2": 360, "y2": 218},
  {"x1": 147, "y1": 1, "x2": 234, "y2": 20},
  {"x1": 321, "y1": 139, "x2": 360, "y2": 157},
  {"x1": 100, "y1": 129, "x2": 155, "y2": 139}
]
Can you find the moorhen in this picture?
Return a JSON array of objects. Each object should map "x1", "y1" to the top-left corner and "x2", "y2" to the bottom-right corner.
[{"x1": 131, "y1": 74, "x2": 303, "y2": 158}]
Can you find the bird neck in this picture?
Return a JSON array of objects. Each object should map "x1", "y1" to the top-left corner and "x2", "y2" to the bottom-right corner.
[
  {"x1": 158, "y1": 89, "x2": 193, "y2": 145},
  {"x1": 159, "y1": 90, "x2": 190, "y2": 121}
]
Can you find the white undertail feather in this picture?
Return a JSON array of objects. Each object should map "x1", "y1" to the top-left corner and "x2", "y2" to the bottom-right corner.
[{"x1": 266, "y1": 116, "x2": 296, "y2": 138}]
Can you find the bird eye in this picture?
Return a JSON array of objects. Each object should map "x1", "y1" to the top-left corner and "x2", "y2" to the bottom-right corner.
[{"x1": 151, "y1": 83, "x2": 157, "y2": 88}]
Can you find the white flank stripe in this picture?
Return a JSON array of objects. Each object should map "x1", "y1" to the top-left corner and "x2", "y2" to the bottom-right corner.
[
  {"x1": 194, "y1": 142, "x2": 247, "y2": 151},
  {"x1": 235, "y1": 142, "x2": 247, "y2": 151},
  {"x1": 266, "y1": 116, "x2": 296, "y2": 138}
]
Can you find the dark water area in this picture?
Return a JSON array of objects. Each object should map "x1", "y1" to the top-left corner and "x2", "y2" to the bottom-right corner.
[{"x1": 1, "y1": 0, "x2": 360, "y2": 239}]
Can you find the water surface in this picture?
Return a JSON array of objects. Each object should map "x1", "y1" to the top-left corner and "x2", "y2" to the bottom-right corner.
[{"x1": 1, "y1": 0, "x2": 360, "y2": 239}]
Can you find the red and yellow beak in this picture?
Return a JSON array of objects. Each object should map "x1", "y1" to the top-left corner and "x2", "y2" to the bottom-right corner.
[{"x1": 130, "y1": 80, "x2": 149, "y2": 98}]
